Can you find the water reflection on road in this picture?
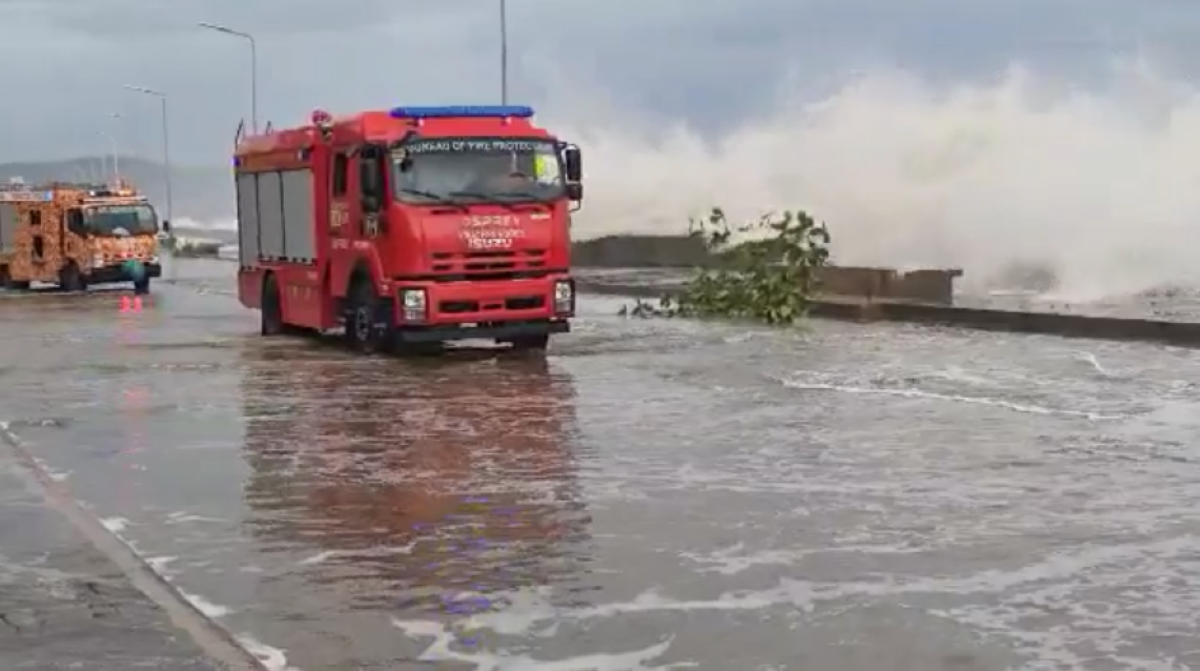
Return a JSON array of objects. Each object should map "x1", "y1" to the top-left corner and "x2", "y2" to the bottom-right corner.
[{"x1": 238, "y1": 346, "x2": 595, "y2": 648}]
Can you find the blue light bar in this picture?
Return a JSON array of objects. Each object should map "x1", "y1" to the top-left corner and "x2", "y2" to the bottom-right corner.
[{"x1": 389, "y1": 105, "x2": 535, "y2": 119}]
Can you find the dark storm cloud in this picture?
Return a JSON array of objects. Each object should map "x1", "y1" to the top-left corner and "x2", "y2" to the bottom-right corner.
[{"x1": 0, "y1": 0, "x2": 1198, "y2": 163}]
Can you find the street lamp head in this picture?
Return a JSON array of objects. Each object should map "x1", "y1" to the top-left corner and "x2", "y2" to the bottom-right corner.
[
  {"x1": 198, "y1": 21, "x2": 253, "y2": 41},
  {"x1": 124, "y1": 84, "x2": 164, "y2": 97},
  {"x1": 198, "y1": 22, "x2": 244, "y2": 36}
]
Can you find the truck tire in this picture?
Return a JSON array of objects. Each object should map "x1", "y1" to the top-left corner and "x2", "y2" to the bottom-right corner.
[
  {"x1": 261, "y1": 275, "x2": 286, "y2": 336},
  {"x1": 344, "y1": 280, "x2": 388, "y2": 354},
  {"x1": 59, "y1": 263, "x2": 86, "y2": 293},
  {"x1": 508, "y1": 333, "x2": 550, "y2": 352}
]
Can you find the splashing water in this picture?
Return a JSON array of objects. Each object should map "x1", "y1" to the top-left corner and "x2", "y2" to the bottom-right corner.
[
  {"x1": 189, "y1": 57, "x2": 1200, "y2": 299},
  {"x1": 546, "y1": 57, "x2": 1200, "y2": 299}
]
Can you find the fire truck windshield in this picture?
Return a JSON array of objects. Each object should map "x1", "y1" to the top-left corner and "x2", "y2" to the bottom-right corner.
[
  {"x1": 84, "y1": 203, "x2": 158, "y2": 236},
  {"x1": 393, "y1": 137, "x2": 564, "y2": 205}
]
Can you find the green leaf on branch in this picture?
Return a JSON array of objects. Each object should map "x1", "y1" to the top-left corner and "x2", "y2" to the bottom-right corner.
[{"x1": 622, "y1": 208, "x2": 831, "y2": 326}]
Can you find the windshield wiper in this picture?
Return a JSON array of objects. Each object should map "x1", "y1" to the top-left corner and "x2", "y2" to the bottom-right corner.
[
  {"x1": 449, "y1": 191, "x2": 518, "y2": 211},
  {"x1": 399, "y1": 188, "x2": 468, "y2": 211}
]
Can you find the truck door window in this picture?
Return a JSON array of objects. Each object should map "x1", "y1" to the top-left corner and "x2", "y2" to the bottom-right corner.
[
  {"x1": 332, "y1": 153, "x2": 348, "y2": 196},
  {"x1": 83, "y1": 204, "x2": 158, "y2": 236}
]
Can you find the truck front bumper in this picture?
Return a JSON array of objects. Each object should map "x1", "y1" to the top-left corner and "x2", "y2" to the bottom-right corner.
[
  {"x1": 86, "y1": 261, "x2": 162, "y2": 284},
  {"x1": 394, "y1": 318, "x2": 570, "y2": 343}
]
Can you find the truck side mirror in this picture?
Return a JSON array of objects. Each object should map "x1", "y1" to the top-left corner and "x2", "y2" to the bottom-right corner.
[
  {"x1": 563, "y1": 144, "x2": 582, "y2": 182},
  {"x1": 66, "y1": 209, "x2": 87, "y2": 236},
  {"x1": 566, "y1": 182, "x2": 583, "y2": 201},
  {"x1": 394, "y1": 148, "x2": 413, "y2": 173}
]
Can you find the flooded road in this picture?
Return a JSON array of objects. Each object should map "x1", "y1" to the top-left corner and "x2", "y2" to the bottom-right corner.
[{"x1": 3, "y1": 259, "x2": 1200, "y2": 670}]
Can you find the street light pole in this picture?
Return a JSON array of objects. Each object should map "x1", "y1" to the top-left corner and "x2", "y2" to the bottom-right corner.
[
  {"x1": 107, "y1": 113, "x2": 122, "y2": 182},
  {"x1": 198, "y1": 22, "x2": 258, "y2": 133},
  {"x1": 99, "y1": 129, "x2": 119, "y2": 182},
  {"x1": 123, "y1": 85, "x2": 173, "y2": 226},
  {"x1": 499, "y1": 0, "x2": 508, "y2": 104}
]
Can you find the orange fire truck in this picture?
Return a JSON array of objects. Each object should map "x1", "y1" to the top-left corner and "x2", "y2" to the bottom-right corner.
[
  {"x1": 233, "y1": 104, "x2": 583, "y2": 353},
  {"x1": 0, "y1": 179, "x2": 165, "y2": 293}
]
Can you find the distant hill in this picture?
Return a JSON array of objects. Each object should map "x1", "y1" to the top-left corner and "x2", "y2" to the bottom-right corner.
[{"x1": 0, "y1": 156, "x2": 232, "y2": 224}]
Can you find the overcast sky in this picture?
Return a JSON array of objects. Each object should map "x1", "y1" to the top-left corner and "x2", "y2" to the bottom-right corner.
[{"x1": 0, "y1": 0, "x2": 1196, "y2": 165}]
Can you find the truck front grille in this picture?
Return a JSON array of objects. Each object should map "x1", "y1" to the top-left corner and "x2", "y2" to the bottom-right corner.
[{"x1": 430, "y1": 249, "x2": 545, "y2": 274}]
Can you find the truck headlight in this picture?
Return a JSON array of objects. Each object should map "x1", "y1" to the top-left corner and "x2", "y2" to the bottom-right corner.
[
  {"x1": 400, "y1": 288, "x2": 426, "y2": 321},
  {"x1": 553, "y1": 280, "x2": 574, "y2": 314}
]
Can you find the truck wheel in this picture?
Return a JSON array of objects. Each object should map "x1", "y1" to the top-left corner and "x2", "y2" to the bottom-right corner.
[
  {"x1": 344, "y1": 281, "x2": 387, "y2": 354},
  {"x1": 261, "y1": 275, "x2": 286, "y2": 336},
  {"x1": 59, "y1": 263, "x2": 86, "y2": 293},
  {"x1": 508, "y1": 334, "x2": 550, "y2": 352}
]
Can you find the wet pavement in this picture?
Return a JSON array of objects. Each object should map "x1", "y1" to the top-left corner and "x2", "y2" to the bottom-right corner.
[
  {"x1": 0, "y1": 442, "x2": 222, "y2": 670},
  {"x1": 3, "y1": 258, "x2": 1200, "y2": 669}
]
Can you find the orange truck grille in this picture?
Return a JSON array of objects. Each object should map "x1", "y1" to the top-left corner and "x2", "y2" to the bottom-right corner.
[{"x1": 93, "y1": 238, "x2": 156, "y2": 266}]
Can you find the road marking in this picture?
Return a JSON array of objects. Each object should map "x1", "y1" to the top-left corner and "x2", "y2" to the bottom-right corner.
[{"x1": 0, "y1": 421, "x2": 267, "y2": 671}]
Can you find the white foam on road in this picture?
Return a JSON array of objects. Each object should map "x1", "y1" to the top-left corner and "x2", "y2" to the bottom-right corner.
[
  {"x1": 392, "y1": 616, "x2": 682, "y2": 670},
  {"x1": 179, "y1": 590, "x2": 233, "y2": 618},
  {"x1": 146, "y1": 555, "x2": 177, "y2": 572},
  {"x1": 99, "y1": 516, "x2": 128, "y2": 532},
  {"x1": 385, "y1": 532, "x2": 1200, "y2": 670},
  {"x1": 235, "y1": 634, "x2": 303, "y2": 671},
  {"x1": 166, "y1": 511, "x2": 228, "y2": 524},
  {"x1": 777, "y1": 375, "x2": 1122, "y2": 420}
]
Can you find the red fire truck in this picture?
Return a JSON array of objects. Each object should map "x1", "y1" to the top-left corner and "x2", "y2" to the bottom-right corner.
[{"x1": 233, "y1": 105, "x2": 582, "y2": 352}]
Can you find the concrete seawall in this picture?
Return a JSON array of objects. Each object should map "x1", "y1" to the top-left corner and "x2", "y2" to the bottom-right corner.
[
  {"x1": 576, "y1": 277, "x2": 1200, "y2": 347},
  {"x1": 572, "y1": 235, "x2": 963, "y2": 305},
  {"x1": 572, "y1": 235, "x2": 1200, "y2": 348}
]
